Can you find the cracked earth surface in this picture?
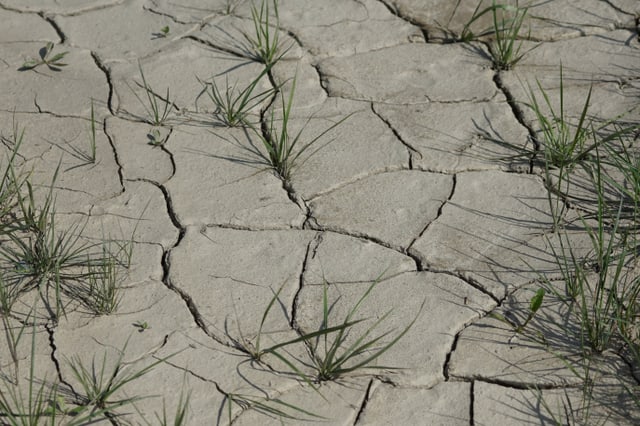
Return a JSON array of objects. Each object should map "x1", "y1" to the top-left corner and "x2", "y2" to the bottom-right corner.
[{"x1": 1, "y1": 0, "x2": 639, "y2": 424}]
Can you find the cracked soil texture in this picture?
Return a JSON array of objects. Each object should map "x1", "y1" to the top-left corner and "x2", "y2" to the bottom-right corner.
[{"x1": 0, "y1": 0, "x2": 639, "y2": 424}]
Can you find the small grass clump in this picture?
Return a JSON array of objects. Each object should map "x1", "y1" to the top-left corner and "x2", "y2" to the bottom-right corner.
[
  {"x1": 0, "y1": 121, "x2": 28, "y2": 234},
  {"x1": 20, "y1": 42, "x2": 69, "y2": 72},
  {"x1": 459, "y1": 1, "x2": 531, "y2": 70},
  {"x1": 235, "y1": 276, "x2": 422, "y2": 388},
  {"x1": 65, "y1": 338, "x2": 170, "y2": 416},
  {"x1": 128, "y1": 64, "x2": 176, "y2": 126},
  {"x1": 199, "y1": 65, "x2": 277, "y2": 127},
  {"x1": 254, "y1": 75, "x2": 350, "y2": 182},
  {"x1": 0, "y1": 125, "x2": 133, "y2": 320},
  {"x1": 295, "y1": 280, "x2": 422, "y2": 383},
  {"x1": 488, "y1": 2, "x2": 529, "y2": 70},
  {"x1": 547, "y1": 197, "x2": 638, "y2": 354},
  {"x1": 245, "y1": 0, "x2": 288, "y2": 66}
]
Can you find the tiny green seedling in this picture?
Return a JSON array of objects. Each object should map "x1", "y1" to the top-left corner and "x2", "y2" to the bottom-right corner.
[
  {"x1": 20, "y1": 42, "x2": 69, "y2": 71},
  {"x1": 152, "y1": 26, "x2": 170, "y2": 39},
  {"x1": 133, "y1": 321, "x2": 150, "y2": 332},
  {"x1": 490, "y1": 287, "x2": 545, "y2": 334},
  {"x1": 147, "y1": 128, "x2": 165, "y2": 146}
]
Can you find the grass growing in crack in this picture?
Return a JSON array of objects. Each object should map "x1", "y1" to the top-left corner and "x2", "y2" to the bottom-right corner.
[
  {"x1": 490, "y1": 287, "x2": 546, "y2": 335},
  {"x1": 0, "y1": 165, "x2": 94, "y2": 319},
  {"x1": 459, "y1": 1, "x2": 512, "y2": 42},
  {"x1": 0, "y1": 122, "x2": 27, "y2": 234},
  {"x1": 526, "y1": 67, "x2": 639, "y2": 231},
  {"x1": 243, "y1": 277, "x2": 423, "y2": 392},
  {"x1": 298, "y1": 279, "x2": 423, "y2": 383},
  {"x1": 19, "y1": 42, "x2": 69, "y2": 72},
  {"x1": 560, "y1": 157, "x2": 640, "y2": 354},
  {"x1": 84, "y1": 253, "x2": 121, "y2": 315},
  {"x1": 458, "y1": 1, "x2": 533, "y2": 69},
  {"x1": 533, "y1": 146, "x2": 640, "y2": 416},
  {"x1": 152, "y1": 26, "x2": 170, "y2": 39},
  {"x1": 594, "y1": 128, "x2": 640, "y2": 254},
  {"x1": 489, "y1": 1, "x2": 529, "y2": 70},
  {"x1": 0, "y1": 309, "x2": 174, "y2": 424},
  {"x1": 245, "y1": 0, "x2": 289, "y2": 66},
  {"x1": 65, "y1": 337, "x2": 175, "y2": 418},
  {"x1": 230, "y1": 282, "x2": 286, "y2": 361},
  {"x1": 0, "y1": 133, "x2": 135, "y2": 320},
  {"x1": 129, "y1": 63, "x2": 176, "y2": 126},
  {"x1": 254, "y1": 74, "x2": 351, "y2": 182},
  {"x1": 198, "y1": 64, "x2": 277, "y2": 127},
  {"x1": 0, "y1": 315, "x2": 58, "y2": 426},
  {"x1": 527, "y1": 67, "x2": 596, "y2": 230},
  {"x1": 547, "y1": 208, "x2": 633, "y2": 353}
]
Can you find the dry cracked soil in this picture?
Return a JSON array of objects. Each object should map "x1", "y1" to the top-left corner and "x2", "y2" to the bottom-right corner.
[{"x1": 1, "y1": 0, "x2": 640, "y2": 425}]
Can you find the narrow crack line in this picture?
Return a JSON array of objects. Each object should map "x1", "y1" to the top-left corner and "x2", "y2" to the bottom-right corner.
[
  {"x1": 90, "y1": 51, "x2": 115, "y2": 116},
  {"x1": 370, "y1": 102, "x2": 419, "y2": 167},
  {"x1": 469, "y1": 380, "x2": 475, "y2": 426},
  {"x1": 136, "y1": 178, "x2": 184, "y2": 239},
  {"x1": 443, "y1": 328, "x2": 462, "y2": 381},
  {"x1": 282, "y1": 178, "x2": 309, "y2": 214},
  {"x1": 492, "y1": 72, "x2": 538, "y2": 174},
  {"x1": 305, "y1": 223, "x2": 409, "y2": 258},
  {"x1": 44, "y1": 323, "x2": 64, "y2": 386},
  {"x1": 147, "y1": 182, "x2": 243, "y2": 348},
  {"x1": 46, "y1": 1, "x2": 128, "y2": 18},
  {"x1": 299, "y1": 228, "x2": 418, "y2": 270},
  {"x1": 203, "y1": 222, "x2": 304, "y2": 232},
  {"x1": 158, "y1": 128, "x2": 177, "y2": 179},
  {"x1": 307, "y1": 165, "x2": 444, "y2": 203},
  {"x1": 131, "y1": 178, "x2": 227, "y2": 347},
  {"x1": 310, "y1": 63, "x2": 331, "y2": 99},
  {"x1": 431, "y1": 268, "x2": 500, "y2": 304},
  {"x1": 44, "y1": 323, "x2": 79, "y2": 400},
  {"x1": 39, "y1": 13, "x2": 66, "y2": 43},
  {"x1": 254, "y1": 73, "x2": 311, "y2": 217},
  {"x1": 407, "y1": 174, "x2": 457, "y2": 259},
  {"x1": 374, "y1": 0, "x2": 429, "y2": 42},
  {"x1": 102, "y1": 113, "x2": 125, "y2": 194},
  {"x1": 302, "y1": 198, "x2": 318, "y2": 230},
  {"x1": 353, "y1": 378, "x2": 375, "y2": 425},
  {"x1": 142, "y1": 3, "x2": 200, "y2": 26},
  {"x1": 601, "y1": 0, "x2": 636, "y2": 17},
  {"x1": 472, "y1": 376, "x2": 583, "y2": 391},
  {"x1": 290, "y1": 232, "x2": 322, "y2": 329},
  {"x1": 0, "y1": 4, "x2": 35, "y2": 13},
  {"x1": 154, "y1": 356, "x2": 219, "y2": 385}
]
